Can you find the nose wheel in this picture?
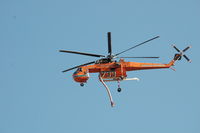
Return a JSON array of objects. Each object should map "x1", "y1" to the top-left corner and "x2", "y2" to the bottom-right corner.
[{"x1": 80, "y1": 83, "x2": 84, "y2": 87}]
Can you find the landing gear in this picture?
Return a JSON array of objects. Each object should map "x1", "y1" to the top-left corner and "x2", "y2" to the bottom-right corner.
[
  {"x1": 117, "y1": 88, "x2": 122, "y2": 92},
  {"x1": 117, "y1": 80, "x2": 122, "y2": 92},
  {"x1": 80, "y1": 83, "x2": 84, "y2": 87}
]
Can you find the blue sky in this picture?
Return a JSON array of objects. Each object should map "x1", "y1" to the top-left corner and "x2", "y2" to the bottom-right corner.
[{"x1": 0, "y1": 0, "x2": 199, "y2": 133}]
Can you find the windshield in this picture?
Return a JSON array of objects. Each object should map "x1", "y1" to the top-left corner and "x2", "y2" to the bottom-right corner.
[{"x1": 73, "y1": 68, "x2": 82, "y2": 74}]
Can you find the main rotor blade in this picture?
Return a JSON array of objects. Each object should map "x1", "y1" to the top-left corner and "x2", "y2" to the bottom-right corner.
[
  {"x1": 108, "y1": 32, "x2": 112, "y2": 55},
  {"x1": 172, "y1": 45, "x2": 181, "y2": 52},
  {"x1": 116, "y1": 56, "x2": 159, "y2": 58},
  {"x1": 59, "y1": 50, "x2": 105, "y2": 57},
  {"x1": 183, "y1": 46, "x2": 191, "y2": 52},
  {"x1": 183, "y1": 55, "x2": 191, "y2": 62},
  {"x1": 62, "y1": 61, "x2": 96, "y2": 73},
  {"x1": 115, "y1": 36, "x2": 160, "y2": 56}
]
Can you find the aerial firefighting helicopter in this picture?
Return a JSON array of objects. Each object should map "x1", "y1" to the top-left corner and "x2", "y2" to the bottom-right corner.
[{"x1": 59, "y1": 32, "x2": 191, "y2": 107}]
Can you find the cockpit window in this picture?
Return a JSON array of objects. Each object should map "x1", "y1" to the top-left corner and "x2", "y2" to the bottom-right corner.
[
  {"x1": 73, "y1": 71, "x2": 78, "y2": 74},
  {"x1": 77, "y1": 68, "x2": 82, "y2": 72},
  {"x1": 74, "y1": 68, "x2": 82, "y2": 74}
]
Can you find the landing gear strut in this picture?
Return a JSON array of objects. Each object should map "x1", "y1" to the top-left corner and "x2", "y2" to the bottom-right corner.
[
  {"x1": 117, "y1": 80, "x2": 122, "y2": 92},
  {"x1": 80, "y1": 83, "x2": 84, "y2": 87}
]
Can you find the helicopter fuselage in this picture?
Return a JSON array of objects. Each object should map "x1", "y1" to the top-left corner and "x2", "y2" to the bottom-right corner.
[{"x1": 72, "y1": 58, "x2": 175, "y2": 84}]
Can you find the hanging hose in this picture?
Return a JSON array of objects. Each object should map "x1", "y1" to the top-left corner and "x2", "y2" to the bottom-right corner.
[{"x1": 98, "y1": 73, "x2": 115, "y2": 107}]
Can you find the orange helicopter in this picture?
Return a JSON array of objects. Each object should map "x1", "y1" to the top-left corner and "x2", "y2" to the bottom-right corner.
[{"x1": 59, "y1": 32, "x2": 191, "y2": 107}]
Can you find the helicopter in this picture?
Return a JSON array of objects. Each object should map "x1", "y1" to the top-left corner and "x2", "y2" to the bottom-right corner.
[{"x1": 59, "y1": 32, "x2": 191, "y2": 107}]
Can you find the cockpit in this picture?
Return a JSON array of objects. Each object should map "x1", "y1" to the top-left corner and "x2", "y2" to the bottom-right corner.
[{"x1": 73, "y1": 68, "x2": 82, "y2": 74}]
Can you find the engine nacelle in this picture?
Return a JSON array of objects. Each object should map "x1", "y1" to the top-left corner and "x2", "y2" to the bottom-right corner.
[{"x1": 73, "y1": 67, "x2": 89, "y2": 83}]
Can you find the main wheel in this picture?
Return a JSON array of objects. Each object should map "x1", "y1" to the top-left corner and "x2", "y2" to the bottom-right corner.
[
  {"x1": 80, "y1": 83, "x2": 84, "y2": 87},
  {"x1": 117, "y1": 88, "x2": 122, "y2": 92}
]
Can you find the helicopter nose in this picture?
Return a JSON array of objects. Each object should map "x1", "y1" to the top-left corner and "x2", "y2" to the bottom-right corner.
[{"x1": 73, "y1": 73, "x2": 89, "y2": 83}]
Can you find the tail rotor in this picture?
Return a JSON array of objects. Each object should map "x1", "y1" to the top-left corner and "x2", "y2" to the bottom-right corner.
[{"x1": 172, "y1": 45, "x2": 192, "y2": 62}]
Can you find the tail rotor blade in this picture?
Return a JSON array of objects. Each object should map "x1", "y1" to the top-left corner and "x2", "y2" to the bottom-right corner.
[
  {"x1": 172, "y1": 45, "x2": 181, "y2": 52},
  {"x1": 172, "y1": 45, "x2": 192, "y2": 63},
  {"x1": 183, "y1": 55, "x2": 192, "y2": 62},
  {"x1": 183, "y1": 46, "x2": 192, "y2": 52},
  {"x1": 108, "y1": 32, "x2": 112, "y2": 55}
]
